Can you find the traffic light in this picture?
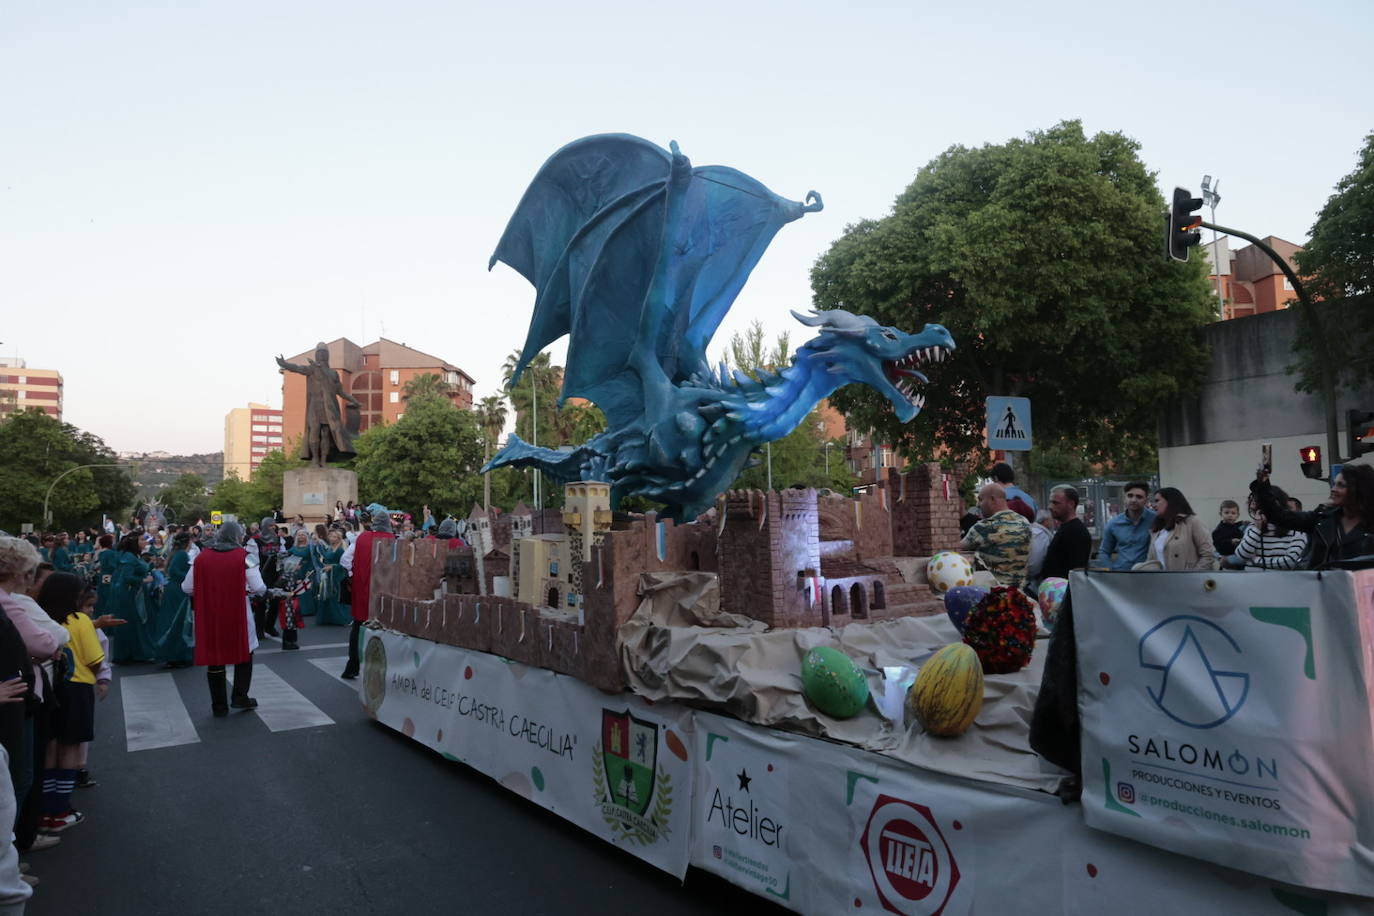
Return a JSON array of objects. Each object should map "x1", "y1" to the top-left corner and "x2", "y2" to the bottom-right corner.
[
  {"x1": 1348, "y1": 409, "x2": 1374, "y2": 460},
  {"x1": 1300, "y1": 445, "x2": 1323, "y2": 480},
  {"x1": 1166, "y1": 187, "x2": 1204, "y2": 262}
]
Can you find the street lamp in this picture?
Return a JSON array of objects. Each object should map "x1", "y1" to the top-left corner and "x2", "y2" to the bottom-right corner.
[
  {"x1": 1201, "y1": 175, "x2": 1224, "y2": 317},
  {"x1": 43, "y1": 463, "x2": 124, "y2": 527}
]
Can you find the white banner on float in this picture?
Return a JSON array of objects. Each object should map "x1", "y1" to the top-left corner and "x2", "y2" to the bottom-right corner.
[
  {"x1": 1074, "y1": 569, "x2": 1374, "y2": 897},
  {"x1": 690, "y1": 711, "x2": 1064, "y2": 915},
  {"x1": 363, "y1": 630, "x2": 695, "y2": 876}
]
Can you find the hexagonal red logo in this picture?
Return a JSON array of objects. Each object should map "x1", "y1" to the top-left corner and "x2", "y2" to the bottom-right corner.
[{"x1": 860, "y1": 794, "x2": 960, "y2": 916}]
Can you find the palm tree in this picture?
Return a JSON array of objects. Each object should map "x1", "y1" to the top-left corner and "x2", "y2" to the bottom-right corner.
[
  {"x1": 475, "y1": 394, "x2": 508, "y2": 511},
  {"x1": 403, "y1": 372, "x2": 453, "y2": 402},
  {"x1": 501, "y1": 350, "x2": 563, "y2": 444}
]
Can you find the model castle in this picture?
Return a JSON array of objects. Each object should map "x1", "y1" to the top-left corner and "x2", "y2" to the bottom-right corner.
[{"x1": 367, "y1": 464, "x2": 967, "y2": 691}]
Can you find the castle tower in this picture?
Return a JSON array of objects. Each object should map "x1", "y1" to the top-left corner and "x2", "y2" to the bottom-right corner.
[
  {"x1": 717, "y1": 489, "x2": 821, "y2": 628},
  {"x1": 562, "y1": 482, "x2": 612, "y2": 616}
]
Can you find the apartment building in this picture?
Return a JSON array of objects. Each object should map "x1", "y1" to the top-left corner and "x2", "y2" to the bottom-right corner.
[
  {"x1": 280, "y1": 338, "x2": 475, "y2": 437},
  {"x1": 0, "y1": 358, "x2": 62, "y2": 419},
  {"x1": 224, "y1": 403, "x2": 284, "y2": 479}
]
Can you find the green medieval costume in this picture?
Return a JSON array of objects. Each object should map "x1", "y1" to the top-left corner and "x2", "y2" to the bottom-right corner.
[
  {"x1": 108, "y1": 551, "x2": 156, "y2": 663},
  {"x1": 153, "y1": 549, "x2": 193, "y2": 666}
]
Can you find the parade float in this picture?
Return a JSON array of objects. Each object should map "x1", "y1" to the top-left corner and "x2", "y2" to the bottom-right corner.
[{"x1": 356, "y1": 135, "x2": 1374, "y2": 914}]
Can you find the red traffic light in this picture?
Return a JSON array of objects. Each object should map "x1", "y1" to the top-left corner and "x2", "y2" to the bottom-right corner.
[{"x1": 1301, "y1": 446, "x2": 1321, "y2": 463}]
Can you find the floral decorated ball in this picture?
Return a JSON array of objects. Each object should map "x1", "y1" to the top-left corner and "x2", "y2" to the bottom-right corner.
[
  {"x1": 927, "y1": 551, "x2": 975, "y2": 594},
  {"x1": 943, "y1": 586, "x2": 988, "y2": 634},
  {"x1": 1037, "y1": 577, "x2": 1069, "y2": 629},
  {"x1": 961, "y1": 586, "x2": 1037, "y2": 674}
]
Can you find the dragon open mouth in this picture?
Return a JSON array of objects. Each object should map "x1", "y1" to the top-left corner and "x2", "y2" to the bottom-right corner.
[{"x1": 883, "y1": 346, "x2": 948, "y2": 410}]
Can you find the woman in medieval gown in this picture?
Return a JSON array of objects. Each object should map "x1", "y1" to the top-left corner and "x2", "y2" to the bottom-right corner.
[
  {"x1": 108, "y1": 534, "x2": 156, "y2": 663},
  {"x1": 153, "y1": 532, "x2": 194, "y2": 667},
  {"x1": 94, "y1": 534, "x2": 118, "y2": 613},
  {"x1": 286, "y1": 531, "x2": 318, "y2": 619},
  {"x1": 314, "y1": 528, "x2": 351, "y2": 626}
]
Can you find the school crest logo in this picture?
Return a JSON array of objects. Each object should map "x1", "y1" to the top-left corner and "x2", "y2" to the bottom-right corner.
[{"x1": 592, "y1": 708, "x2": 673, "y2": 845}]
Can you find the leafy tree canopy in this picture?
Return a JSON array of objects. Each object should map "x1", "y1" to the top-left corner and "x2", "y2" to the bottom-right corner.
[
  {"x1": 403, "y1": 372, "x2": 454, "y2": 402},
  {"x1": 210, "y1": 450, "x2": 305, "y2": 526},
  {"x1": 810, "y1": 120, "x2": 1216, "y2": 475},
  {"x1": 731, "y1": 407, "x2": 857, "y2": 493},
  {"x1": 0, "y1": 409, "x2": 136, "y2": 532},
  {"x1": 353, "y1": 394, "x2": 484, "y2": 522},
  {"x1": 1293, "y1": 131, "x2": 1374, "y2": 394},
  {"x1": 160, "y1": 473, "x2": 210, "y2": 524}
]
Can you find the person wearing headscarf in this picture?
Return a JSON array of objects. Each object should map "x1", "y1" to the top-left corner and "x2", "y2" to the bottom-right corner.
[
  {"x1": 274, "y1": 531, "x2": 316, "y2": 651},
  {"x1": 338, "y1": 505, "x2": 395, "y2": 679},
  {"x1": 181, "y1": 521, "x2": 266, "y2": 716},
  {"x1": 434, "y1": 517, "x2": 467, "y2": 549},
  {"x1": 153, "y1": 531, "x2": 194, "y2": 667}
]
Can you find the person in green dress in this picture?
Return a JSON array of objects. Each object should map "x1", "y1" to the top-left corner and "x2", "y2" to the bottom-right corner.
[
  {"x1": 51, "y1": 533, "x2": 75, "y2": 572},
  {"x1": 94, "y1": 534, "x2": 118, "y2": 612},
  {"x1": 153, "y1": 532, "x2": 194, "y2": 667},
  {"x1": 107, "y1": 534, "x2": 156, "y2": 663},
  {"x1": 286, "y1": 531, "x2": 318, "y2": 619},
  {"x1": 314, "y1": 528, "x2": 352, "y2": 626}
]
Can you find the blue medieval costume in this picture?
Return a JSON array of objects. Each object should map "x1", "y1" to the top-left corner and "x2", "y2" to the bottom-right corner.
[
  {"x1": 153, "y1": 549, "x2": 193, "y2": 666},
  {"x1": 108, "y1": 551, "x2": 156, "y2": 663},
  {"x1": 287, "y1": 545, "x2": 318, "y2": 617},
  {"x1": 314, "y1": 543, "x2": 351, "y2": 626}
]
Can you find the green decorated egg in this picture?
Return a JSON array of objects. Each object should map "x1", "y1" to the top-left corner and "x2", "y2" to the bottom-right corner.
[{"x1": 801, "y1": 646, "x2": 870, "y2": 719}]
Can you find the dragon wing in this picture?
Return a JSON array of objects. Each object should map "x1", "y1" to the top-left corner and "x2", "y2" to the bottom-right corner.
[{"x1": 490, "y1": 134, "x2": 820, "y2": 429}]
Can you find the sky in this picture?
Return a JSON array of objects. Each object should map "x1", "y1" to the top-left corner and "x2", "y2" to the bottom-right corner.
[{"x1": 2, "y1": 0, "x2": 1371, "y2": 455}]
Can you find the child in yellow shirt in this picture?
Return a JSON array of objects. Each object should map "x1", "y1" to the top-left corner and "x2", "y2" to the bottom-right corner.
[{"x1": 37, "y1": 572, "x2": 103, "y2": 833}]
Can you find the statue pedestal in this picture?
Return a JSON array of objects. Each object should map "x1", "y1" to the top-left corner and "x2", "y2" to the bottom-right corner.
[{"x1": 283, "y1": 468, "x2": 357, "y2": 525}]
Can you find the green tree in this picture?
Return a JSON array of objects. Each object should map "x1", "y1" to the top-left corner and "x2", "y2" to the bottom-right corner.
[
  {"x1": 403, "y1": 372, "x2": 454, "y2": 402},
  {"x1": 559, "y1": 402, "x2": 607, "y2": 446},
  {"x1": 810, "y1": 120, "x2": 1216, "y2": 473},
  {"x1": 1292, "y1": 131, "x2": 1374, "y2": 394},
  {"x1": 208, "y1": 451, "x2": 305, "y2": 526},
  {"x1": 210, "y1": 471, "x2": 256, "y2": 523},
  {"x1": 353, "y1": 395, "x2": 485, "y2": 521},
  {"x1": 502, "y1": 350, "x2": 566, "y2": 445},
  {"x1": 0, "y1": 409, "x2": 135, "y2": 532},
  {"x1": 160, "y1": 473, "x2": 210, "y2": 524},
  {"x1": 474, "y1": 394, "x2": 509, "y2": 511},
  {"x1": 732, "y1": 407, "x2": 858, "y2": 493},
  {"x1": 719, "y1": 320, "x2": 792, "y2": 381}
]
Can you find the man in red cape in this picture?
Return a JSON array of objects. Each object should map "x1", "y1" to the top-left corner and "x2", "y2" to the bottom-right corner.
[
  {"x1": 339, "y1": 505, "x2": 395, "y2": 679},
  {"x1": 182, "y1": 520, "x2": 267, "y2": 716}
]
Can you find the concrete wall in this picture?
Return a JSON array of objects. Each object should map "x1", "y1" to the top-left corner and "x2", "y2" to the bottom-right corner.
[{"x1": 1157, "y1": 309, "x2": 1374, "y2": 522}]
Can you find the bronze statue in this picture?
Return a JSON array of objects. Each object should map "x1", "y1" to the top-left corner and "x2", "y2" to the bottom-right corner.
[{"x1": 276, "y1": 343, "x2": 362, "y2": 467}]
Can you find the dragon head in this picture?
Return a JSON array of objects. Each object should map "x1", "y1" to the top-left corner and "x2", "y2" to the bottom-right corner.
[{"x1": 791, "y1": 309, "x2": 955, "y2": 422}]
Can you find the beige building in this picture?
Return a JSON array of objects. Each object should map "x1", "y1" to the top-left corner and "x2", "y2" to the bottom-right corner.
[
  {"x1": 224, "y1": 403, "x2": 284, "y2": 479},
  {"x1": 0, "y1": 358, "x2": 63, "y2": 419}
]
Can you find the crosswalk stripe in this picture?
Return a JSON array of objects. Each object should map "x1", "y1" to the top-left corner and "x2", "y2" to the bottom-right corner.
[
  {"x1": 121, "y1": 673, "x2": 200, "y2": 752},
  {"x1": 307, "y1": 656, "x2": 357, "y2": 686},
  {"x1": 230, "y1": 665, "x2": 334, "y2": 732},
  {"x1": 258, "y1": 641, "x2": 350, "y2": 656}
]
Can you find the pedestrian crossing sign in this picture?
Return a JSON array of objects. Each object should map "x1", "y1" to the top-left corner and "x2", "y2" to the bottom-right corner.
[{"x1": 986, "y1": 397, "x2": 1032, "y2": 451}]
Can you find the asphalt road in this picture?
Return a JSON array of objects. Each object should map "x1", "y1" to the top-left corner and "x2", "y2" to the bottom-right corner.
[{"x1": 25, "y1": 626, "x2": 789, "y2": 916}]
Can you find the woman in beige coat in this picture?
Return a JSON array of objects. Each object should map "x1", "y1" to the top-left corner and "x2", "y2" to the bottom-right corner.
[{"x1": 1133, "y1": 487, "x2": 1219, "y2": 570}]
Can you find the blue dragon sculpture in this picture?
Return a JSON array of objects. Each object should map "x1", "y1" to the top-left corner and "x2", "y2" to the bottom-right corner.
[{"x1": 484, "y1": 134, "x2": 955, "y2": 520}]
